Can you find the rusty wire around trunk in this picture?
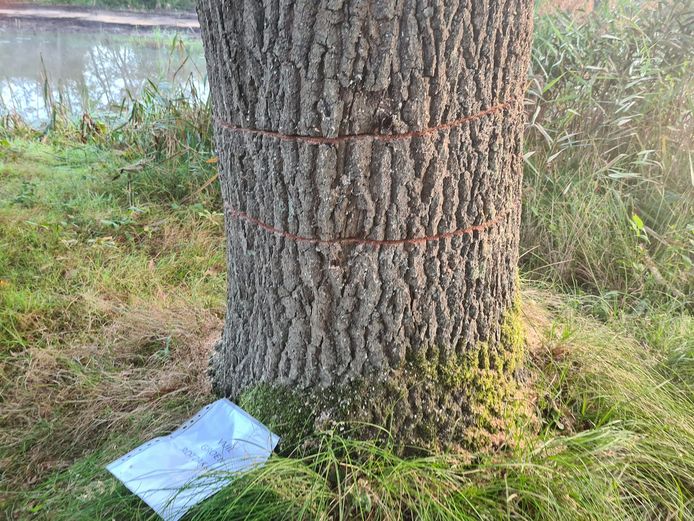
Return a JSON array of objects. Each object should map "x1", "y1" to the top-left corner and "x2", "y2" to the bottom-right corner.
[
  {"x1": 215, "y1": 100, "x2": 514, "y2": 145},
  {"x1": 217, "y1": 99, "x2": 519, "y2": 247}
]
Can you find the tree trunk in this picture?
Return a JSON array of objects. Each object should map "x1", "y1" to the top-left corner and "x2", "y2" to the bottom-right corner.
[{"x1": 198, "y1": 0, "x2": 533, "y2": 450}]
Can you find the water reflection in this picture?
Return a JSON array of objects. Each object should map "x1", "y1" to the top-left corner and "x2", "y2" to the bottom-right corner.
[{"x1": 0, "y1": 21, "x2": 206, "y2": 124}]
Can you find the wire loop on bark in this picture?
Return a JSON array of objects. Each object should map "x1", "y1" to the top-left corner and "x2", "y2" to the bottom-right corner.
[
  {"x1": 215, "y1": 100, "x2": 515, "y2": 145},
  {"x1": 224, "y1": 200, "x2": 517, "y2": 248},
  {"x1": 218, "y1": 99, "x2": 519, "y2": 247}
]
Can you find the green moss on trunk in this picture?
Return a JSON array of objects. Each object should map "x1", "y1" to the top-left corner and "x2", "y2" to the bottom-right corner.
[{"x1": 239, "y1": 299, "x2": 533, "y2": 454}]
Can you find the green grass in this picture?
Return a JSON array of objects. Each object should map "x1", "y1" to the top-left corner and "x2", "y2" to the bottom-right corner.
[
  {"x1": 522, "y1": 0, "x2": 693, "y2": 308},
  {"x1": 1, "y1": 1, "x2": 693, "y2": 520},
  {"x1": 5, "y1": 290, "x2": 693, "y2": 520},
  {"x1": 0, "y1": 140, "x2": 224, "y2": 498}
]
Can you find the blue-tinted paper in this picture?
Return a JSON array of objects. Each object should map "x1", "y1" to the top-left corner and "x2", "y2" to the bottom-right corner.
[{"x1": 107, "y1": 399, "x2": 279, "y2": 521}]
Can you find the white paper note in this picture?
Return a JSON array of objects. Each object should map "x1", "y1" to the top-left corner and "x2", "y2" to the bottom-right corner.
[{"x1": 107, "y1": 398, "x2": 280, "y2": 521}]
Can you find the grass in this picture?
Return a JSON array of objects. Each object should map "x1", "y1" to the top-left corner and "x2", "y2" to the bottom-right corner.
[
  {"x1": 1, "y1": 1, "x2": 692, "y2": 519},
  {"x1": 4, "y1": 289, "x2": 693, "y2": 519},
  {"x1": 523, "y1": 0, "x2": 693, "y2": 308},
  {"x1": 0, "y1": 140, "x2": 224, "y2": 494}
]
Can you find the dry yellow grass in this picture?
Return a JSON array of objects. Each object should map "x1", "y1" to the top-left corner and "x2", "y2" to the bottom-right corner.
[{"x1": 1, "y1": 295, "x2": 221, "y2": 489}]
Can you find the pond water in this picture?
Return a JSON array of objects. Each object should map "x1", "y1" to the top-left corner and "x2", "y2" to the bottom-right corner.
[{"x1": 0, "y1": 19, "x2": 206, "y2": 124}]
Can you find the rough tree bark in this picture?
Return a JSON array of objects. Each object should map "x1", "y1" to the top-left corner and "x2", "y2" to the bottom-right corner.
[{"x1": 198, "y1": 0, "x2": 534, "y2": 449}]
